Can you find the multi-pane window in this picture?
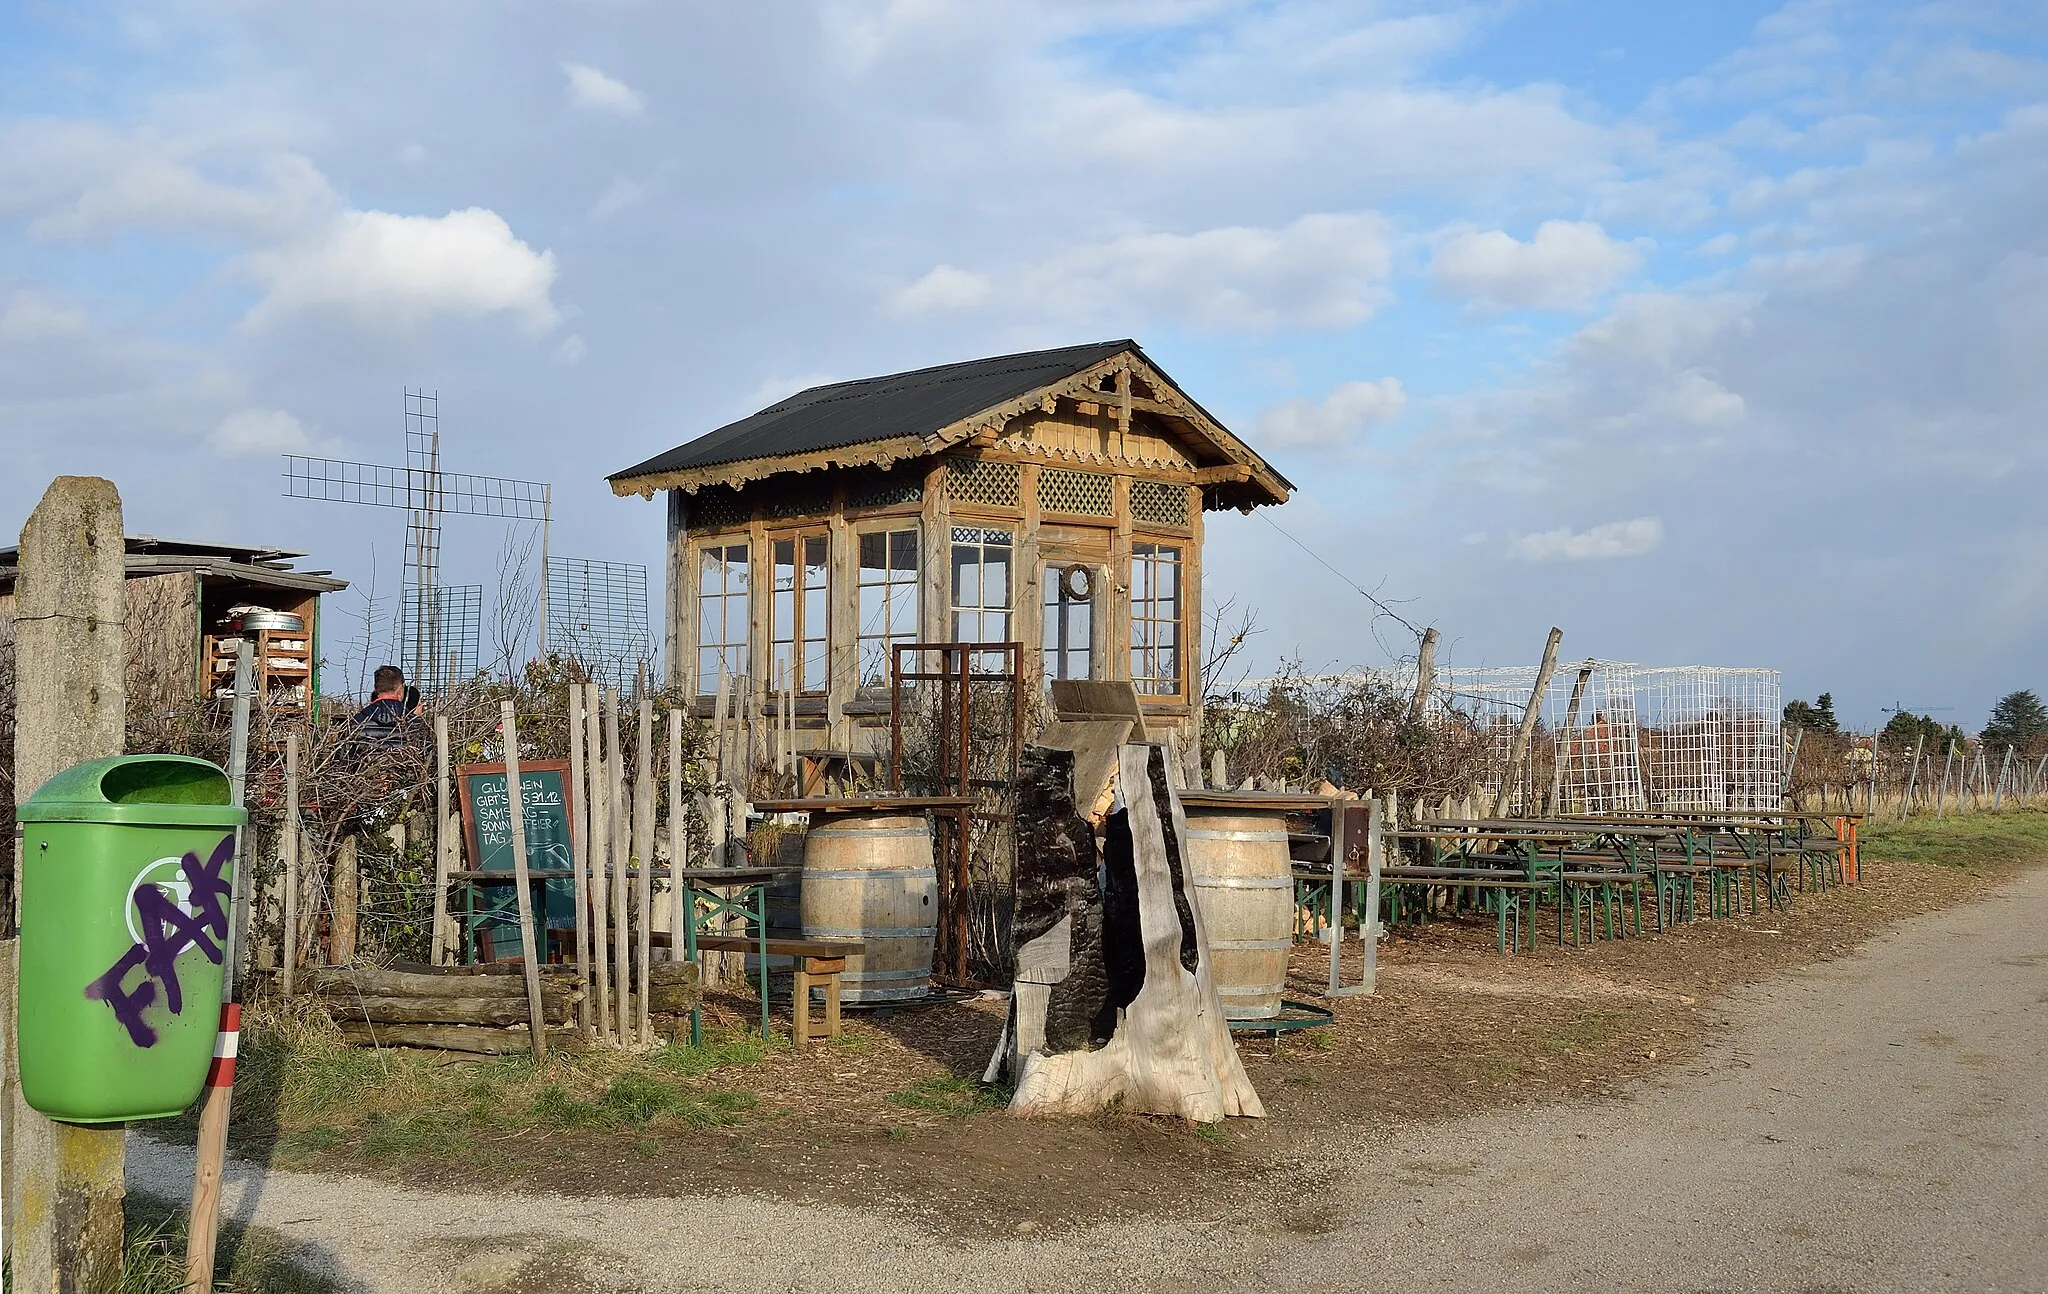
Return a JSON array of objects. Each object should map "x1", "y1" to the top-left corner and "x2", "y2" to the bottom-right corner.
[
  {"x1": 770, "y1": 532, "x2": 830, "y2": 694},
  {"x1": 950, "y1": 526, "x2": 1012, "y2": 643},
  {"x1": 696, "y1": 542, "x2": 750, "y2": 695},
  {"x1": 1130, "y1": 542, "x2": 1182, "y2": 696},
  {"x1": 1043, "y1": 563, "x2": 1094, "y2": 681},
  {"x1": 857, "y1": 527, "x2": 920, "y2": 686}
]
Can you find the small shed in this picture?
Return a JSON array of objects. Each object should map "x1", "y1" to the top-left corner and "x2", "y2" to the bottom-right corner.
[
  {"x1": 607, "y1": 339, "x2": 1292, "y2": 754},
  {"x1": 0, "y1": 534, "x2": 349, "y2": 717}
]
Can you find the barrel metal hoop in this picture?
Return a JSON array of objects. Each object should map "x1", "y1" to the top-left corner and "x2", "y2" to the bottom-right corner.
[
  {"x1": 843, "y1": 967, "x2": 935, "y2": 982},
  {"x1": 1185, "y1": 828, "x2": 1292, "y2": 843},
  {"x1": 801, "y1": 868, "x2": 939, "y2": 881},
  {"x1": 1190, "y1": 875, "x2": 1294, "y2": 890},
  {"x1": 805, "y1": 925, "x2": 939, "y2": 939},
  {"x1": 1207, "y1": 937, "x2": 1294, "y2": 951},
  {"x1": 807, "y1": 827, "x2": 932, "y2": 840}
]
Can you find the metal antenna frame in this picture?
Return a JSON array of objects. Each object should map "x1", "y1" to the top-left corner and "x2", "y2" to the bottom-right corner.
[{"x1": 283, "y1": 388, "x2": 554, "y2": 689}]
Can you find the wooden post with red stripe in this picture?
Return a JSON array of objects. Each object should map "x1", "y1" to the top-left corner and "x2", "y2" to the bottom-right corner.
[{"x1": 185, "y1": 636, "x2": 254, "y2": 1291}]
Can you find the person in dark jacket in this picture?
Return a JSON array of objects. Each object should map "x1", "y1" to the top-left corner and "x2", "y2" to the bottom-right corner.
[{"x1": 350, "y1": 665, "x2": 416, "y2": 746}]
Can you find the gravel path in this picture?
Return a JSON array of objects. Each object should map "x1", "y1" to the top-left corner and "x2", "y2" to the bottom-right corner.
[{"x1": 132, "y1": 868, "x2": 2048, "y2": 1293}]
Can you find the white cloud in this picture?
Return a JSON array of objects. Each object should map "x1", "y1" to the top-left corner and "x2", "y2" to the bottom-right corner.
[
  {"x1": 0, "y1": 291, "x2": 92, "y2": 342},
  {"x1": 894, "y1": 212, "x2": 1391, "y2": 330},
  {"x1": 564, "y1": 63, "x2": 645, "y2": 117},
  {"x1": 1432, "y1": 220, "x2": 1645, "y2": 311},
  {"x1": 552, "y1": 334, "x2": 587, "y2": 365},
  {"x1": 1254, "y1": 377, "x2": 1406, "y2": 450},
  {"x1": 590, "y1": 177, "x2": 644, "y2": 219},
  {"x1": 206, "y1": 407, "x2": 313, "y2": 456},
  {"x1": 0, "y1": 120, "x2": 337, "y2": 243},
  {"x1": 1508, "y1": 516, "x2": 1664, "y2": 562},
  {"x1": 241, "y1": 207, "x2": 560, "y2": 333}
]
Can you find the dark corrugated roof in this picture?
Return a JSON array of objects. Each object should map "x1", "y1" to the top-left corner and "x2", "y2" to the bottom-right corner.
[{"x1": 611, "y1": 340, "x2": 1137, "y2": 481}]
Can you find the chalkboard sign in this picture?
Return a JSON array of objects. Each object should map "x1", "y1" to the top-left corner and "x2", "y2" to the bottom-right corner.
[{"x1": 455, "y1": 762, "x2": 577, "y2": 961}]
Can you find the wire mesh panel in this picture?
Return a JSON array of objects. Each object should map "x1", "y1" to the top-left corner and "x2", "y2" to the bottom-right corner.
[
  {"x1": 397, "y1": 584, "x2": 482, "y2": 691},
  {"x1": 1717, "y1": 668, "x2": 1782, "y2": 810},
  {"x1": 1437, "y1": 666, "x2": 1537, "y2": 809},
  {"x1": 1551, "y1": 661, "x2": 1645, "y2": 814},
  {"x1": 1640, "y1": 667, "x2": 1723, "y2": 810},
  {"x1": 548, "y1": 557, "x2": 652, "y2": 690}
]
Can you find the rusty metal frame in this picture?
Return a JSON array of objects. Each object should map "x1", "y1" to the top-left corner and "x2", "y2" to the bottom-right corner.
[{"x1": 889, "y1": 641, "x2": 1024, "y2": 984}]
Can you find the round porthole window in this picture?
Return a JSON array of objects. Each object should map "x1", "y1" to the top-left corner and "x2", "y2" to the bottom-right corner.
[{"x1": 1061, "y1": 564, "x2": 1095, "y2": 601}]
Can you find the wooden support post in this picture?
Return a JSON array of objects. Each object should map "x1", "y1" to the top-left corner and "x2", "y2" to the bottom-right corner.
[
  {"x1": 331, "y1": 835, "x2": 359, "y2": 965},
  {"x1": 282, "y1": 733, "x2": 302, "y2": 998},
  {"x1": 1937, "y1": 739, "x2": 1956, "y2": 818},
  {"x1": 1496, "y1": 628, "x2": 1562, "y2": 818},
  {"x1": 668, "y1": 710, "x2": 687, "y2": 972},
  {"x1": 1994, "y1": 744, "x2": 2014, "y2": 810},
  {"x1": 1406, "y1": 627, "x2": 1438, "y2": 724},
  {"x1": 585, "y1": 683, "x2": 612, "y2": 1042},
  {"x1": 1548, "y1": 661, "x2": 1595, "y2": 815},
  {"x1": 431, "y1": 716, "x2": 453, "y2": 966},
  {"x1": 568, "y1": 686, "x2": 591, "y2": 1038},
  {"x1": 1901, "y1": 734, "x2": 1925, "y2": 822},
  {"x1": 497, "y1": 702, "x2": 549, "y2": 1059},
  {"x1": 5, "y1": 477, "x2": 128, "y2": 1294},
  {"x1": 607, "y1": 691, "x2": 630, "y2": 1041},
  {"x1": 187, "y1": 635, "x2": 255, "y2": 1293},
  {"x1": 635, "y1": 685, "x2": 655, "y2": 1046}
]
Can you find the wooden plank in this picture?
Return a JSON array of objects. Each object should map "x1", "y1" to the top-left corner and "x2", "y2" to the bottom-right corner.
[
  {"x1": 316, "y1": 994, "x2": 573, "y2": 1027},
  {"x1": 430, "y1": 718, "x2": 451, "y2": 966},
  {"x1": 635, "y1": 683, "x2": 655, "y2": 1046},
  {"x1": 606, "y1": 690, "x2": 630, "y2": 1041},
  {"x1": 335, "y1": 1022, "x2": 581, "y2": 1055},
  {"x1": 282, "y1": 733, "x2": 302, "y2": 996},
  {"x1": 498, "y1": 701, "x2": 550, "y2": 1059},
  {"x1": 569, "y1": 686, "x2": 591, "y2": 1038},
  {"x1": 309, "y1": 966, "x2": 563, "y2": 999}
]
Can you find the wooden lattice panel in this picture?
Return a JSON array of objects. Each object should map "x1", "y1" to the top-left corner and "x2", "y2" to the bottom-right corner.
[
  {"x1": 689, "y1": 486, "x2": 749, "y2": 532},
  {"x1": 945, "y1": 457, "x2": 1020, "y2": 508},
  {"x1": 1130, "y1": 479, "x2": 1190, "y2": 528},
  {"x1": 1037, "y1": 467, "x2": 1114, "y2": 517},
  {"x1": 845, "y1": 467, "x2": 923, "y2": 510},
  {"x1": 763, "y1": 478, "x2": 834, "y2": 519}
]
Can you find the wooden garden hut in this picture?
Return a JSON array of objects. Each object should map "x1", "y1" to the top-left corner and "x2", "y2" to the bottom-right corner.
[{"x1": 607, "y1": 339, "x2": 1292, "y2": 756}]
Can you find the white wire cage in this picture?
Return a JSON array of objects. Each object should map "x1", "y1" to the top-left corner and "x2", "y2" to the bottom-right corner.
[{"x1": 1432, "y1": 660, "x2": 1646, "y2": 814}]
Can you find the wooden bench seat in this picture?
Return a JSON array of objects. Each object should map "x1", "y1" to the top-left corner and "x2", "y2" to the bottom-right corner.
[{"x1": 692, "y1": 934, "x2": 865, "y2": 1047}]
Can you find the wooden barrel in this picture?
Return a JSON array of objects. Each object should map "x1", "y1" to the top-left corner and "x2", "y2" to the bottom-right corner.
[
  {"x1": 1184, "y1": 807, "x2": 1295, "y2": 1019},
  {"x1": 800, "y1": 812, "x2": 937, "y2": 1003}
]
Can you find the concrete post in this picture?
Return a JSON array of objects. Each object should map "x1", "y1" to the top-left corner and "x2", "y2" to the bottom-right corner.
[{"x1": 5, "y1": 476, "x2": 128, "y2": 1293}]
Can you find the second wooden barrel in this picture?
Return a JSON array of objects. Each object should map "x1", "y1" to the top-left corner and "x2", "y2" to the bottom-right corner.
[
  {"x1": 800, "y1": 812, "x2": 938, "y2": 1003},
  {"x1": 1184, "y1": 808, "x2": 1295, "y2": 1019}
]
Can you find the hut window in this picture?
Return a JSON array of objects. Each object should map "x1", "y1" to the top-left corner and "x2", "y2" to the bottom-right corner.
[
  {"x1": 1129, "y1": 543, "x2": 1182, "y2": 696},
  {"x1": 1043, "y1": 564, "x2": 1095, "y2": 681},
  {"x1": 857, "y1": 527, "x2": 920, "y2": 686},
  {"x1": 696, "y1": 542, "x2": 750, "y2": 695},
  {"x1": 950, "y1": 526, "x2": 1012, "y2": 643},
  {"x1": 770, "y1": 532, "x2": 830, "y2": 694}
]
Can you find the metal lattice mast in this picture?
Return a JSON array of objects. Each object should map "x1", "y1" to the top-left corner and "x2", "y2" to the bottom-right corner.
[{"x1": 283, "y1": 389, "x2": 551, "y2": 690}]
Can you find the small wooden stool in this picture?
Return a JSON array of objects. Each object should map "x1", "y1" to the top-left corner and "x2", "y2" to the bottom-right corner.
[{"x1": 693, "y1": 935, "x2": 865, "y2": 1047}]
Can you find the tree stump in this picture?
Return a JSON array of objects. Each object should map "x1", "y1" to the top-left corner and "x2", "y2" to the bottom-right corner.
[{"x1": 996, "y1": 743, "x2": 1262, "y2": 1123}]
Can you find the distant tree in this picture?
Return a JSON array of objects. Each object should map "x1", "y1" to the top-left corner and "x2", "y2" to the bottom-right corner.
[
  {"x1": 1981, "y1": 690, "x2": 2048, "y2": 751},
  {"x1": 1784, "y1": 692, "x2": 1839, "y2": 734},
  {"x1": 1882, "y1": 711, "x2": 1954, "y2": 751}
]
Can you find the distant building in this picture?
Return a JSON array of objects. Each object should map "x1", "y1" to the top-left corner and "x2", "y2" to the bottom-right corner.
[
  {"x1": 0, "y1": 534, "x2": 348, "y2": 717},
  {"x1": 608, "y1": 340, "x2": 1292, "y2": 753}
]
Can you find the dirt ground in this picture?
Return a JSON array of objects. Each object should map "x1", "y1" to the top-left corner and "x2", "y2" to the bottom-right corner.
[{"x1": 240, "y1": 824, "x2": 2030, "y2": 1237}]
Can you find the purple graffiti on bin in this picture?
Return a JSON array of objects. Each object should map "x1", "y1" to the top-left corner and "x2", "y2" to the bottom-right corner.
[{"x1": 83, "y1": 834, "x2": 233, "y2": 1047}]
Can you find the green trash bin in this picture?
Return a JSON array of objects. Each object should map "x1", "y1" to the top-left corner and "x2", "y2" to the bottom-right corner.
[{"x1": 16, "y1": 754, "x2": 246, "y2": 1123}]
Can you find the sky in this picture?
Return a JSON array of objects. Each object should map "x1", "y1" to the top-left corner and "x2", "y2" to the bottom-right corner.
[{"x1": 1, "y1": 0, "x2": 2043, "y2": 729}]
